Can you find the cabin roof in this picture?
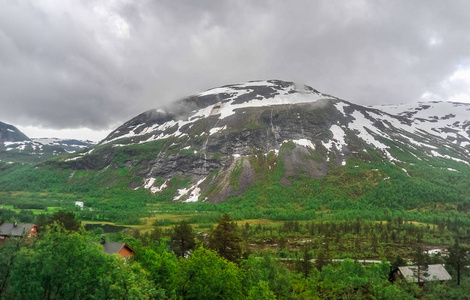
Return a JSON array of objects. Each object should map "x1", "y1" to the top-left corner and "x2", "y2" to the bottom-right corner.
[
  {"x1": 101, "y1": 241, "x2": 136, "y2": 255},
  {"x1": 398, "y1": 264, "x2": 452, "y2": 282},
  {"x1": 0, "y1": 223, "x2": 35, "y2": 237}
]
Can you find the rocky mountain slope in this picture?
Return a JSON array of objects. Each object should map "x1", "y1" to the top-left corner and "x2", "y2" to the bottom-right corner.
[{"x1": 55, "y1": 80, "x2": 470, "y2": 204}]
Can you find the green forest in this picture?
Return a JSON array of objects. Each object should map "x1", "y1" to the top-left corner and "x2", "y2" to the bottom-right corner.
[
  {"x1": 1, "y1": 136, "x2": 470, "y2": 298},
  {"x1": 1, "y1": 212, "x2": 469, "y2": 299}
]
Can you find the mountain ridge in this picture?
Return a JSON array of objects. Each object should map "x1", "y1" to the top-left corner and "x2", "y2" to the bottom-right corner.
[
  {"x1": 0, "y1": 122, "x2": 96, "y2": 163},
  {"x1": 54, "y1": 80, "x2": 470, "y2": 204}
]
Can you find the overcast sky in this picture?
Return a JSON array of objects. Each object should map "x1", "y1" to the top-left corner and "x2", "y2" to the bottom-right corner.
[{"x1": 1, "y1": 0, "x2": 470, "y2": 141}]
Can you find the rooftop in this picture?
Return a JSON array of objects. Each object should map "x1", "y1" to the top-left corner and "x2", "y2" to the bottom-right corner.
[
  {"x1": 0, "y1": 223, "x2": 35, "y2": 237},
  {"x1": 398, "y1": 264, "x2": 452, "y2": 282}
]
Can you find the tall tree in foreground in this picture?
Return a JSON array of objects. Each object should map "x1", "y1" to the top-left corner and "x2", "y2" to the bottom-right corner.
[
  {"x1": 0, "y1": 239, "x2": 23, "y2": 298},
  {"x1": 208, "y1": 214, "x2": 241, "y2": 263},
  {"x1": 447, "y1": 239, "x2": 469, "y2": 285},
  {"x1": 171, "y1": 246, "x2": 244, "y2": 300},
  {"x1": 170, "y1": 220, "x2": 196, "y2": 257}
]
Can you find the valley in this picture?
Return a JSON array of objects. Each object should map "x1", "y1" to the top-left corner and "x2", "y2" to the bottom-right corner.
[{"x1": 1, "y1": 80, "x2": 469, "y2": 298}]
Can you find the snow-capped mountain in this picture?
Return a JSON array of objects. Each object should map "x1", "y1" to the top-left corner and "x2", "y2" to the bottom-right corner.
[
  {"x1": 0, "y1": 122, "x2": 95, "y2": 163},
  {"x1": 33, "y1": 138, "x2": 96, "y2": 153},
  {"x1": 58, "y1": 80, "x2": 470, "y2": 203}
]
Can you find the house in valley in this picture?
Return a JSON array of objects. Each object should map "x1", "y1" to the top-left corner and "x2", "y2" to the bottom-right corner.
[
  {"x1": 100, "y1": 236, "x2": 136, "y2": 259},
  {"x1": 390, "y1": 264, "x2": 451, "y2": 284},
  {"x1": 0, "y1": 222, "x2": 37, "y2": 243}
]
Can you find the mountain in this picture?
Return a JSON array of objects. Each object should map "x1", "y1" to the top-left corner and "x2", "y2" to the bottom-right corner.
[
  {"x1": 371, "y1": 101, "x2": 470, "y2": 148},
  {"x1": 0, "y1": 122, "x2": 95, "y2": 163},
  {"x1": 54, "y1": 80, "x2": 470, "y2": 204},
  {"x1": 33, "y1": 138, "x2": 96, "y2": 153},
  {"x1": 0, "y1": 121, "x2": 30, "y2": 143}
]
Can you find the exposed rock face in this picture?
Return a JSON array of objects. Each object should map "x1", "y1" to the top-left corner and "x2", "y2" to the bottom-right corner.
[{"x1": 57, "y1": 80, "x2": 470, "y2": 203}]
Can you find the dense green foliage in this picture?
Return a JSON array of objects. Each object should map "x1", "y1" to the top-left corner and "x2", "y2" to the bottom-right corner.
[
  {"x1": 1, "y1": 139, "x2": 470, "y2": 230},
  {"x1": 0, "y1": 220, "x2": 469, "y2": 299}
]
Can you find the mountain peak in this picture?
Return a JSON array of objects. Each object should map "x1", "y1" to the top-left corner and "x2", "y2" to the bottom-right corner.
[
  {"x1": 0, "y1": 121, "x2": 30, "y2": 143},
  {"x1": 102, "y1": 80, "x2": 336, "y2": 145}
]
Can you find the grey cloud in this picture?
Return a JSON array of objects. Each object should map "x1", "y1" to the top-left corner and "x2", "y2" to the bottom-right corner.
[{"x1": 1, "y1": 0, "x2": 470, "y2": 131}]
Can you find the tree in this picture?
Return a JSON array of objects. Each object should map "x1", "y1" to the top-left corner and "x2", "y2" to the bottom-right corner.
[
  {"x1": 315, "y1": 247, "x2": 329, "y2": 271},
  {"x1": 390, "y1": 254, "x2": 407, "y2": 271},
  {"x1": 136, "y1": 243, "x2": 177, "y2": 293},
  {"x1": 411, "y1": 245, "x2": 430, "y2": 285},
  {"x1": 447, "y1": 239, "x2": 469, "y2": 285},
  {"x1": 170, "y1": 246, "x2": 244, "y2": 300},
  {"x1": 37, "y1": 210, "x2": 81, "y2": 233},
  {"x1": 6, "y1": 225, "x2": 154, "y2": 299},
  {"x1": 208, "y1": 214, "x2": 241, "y2": 263},
  {"x1": 0, "y1": 239, "x2": 23, "y2": 298},
  {"x1": 297, "y1": 243, "x2": 313, "y2": 278},
  {"x1": 170, "y1": 220, "x2": 196, "y2": 257},
  {"x1": 242, "y1": 253, "x2": 293, "y2": 299},
  {"x1": 247, "y1": 280, "x2": 276, "y2": 300}
]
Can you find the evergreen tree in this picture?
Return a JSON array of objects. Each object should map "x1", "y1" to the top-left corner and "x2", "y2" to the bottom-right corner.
[
  {"x1": 170, "y1": 220, "x2": 196, "y2": 257},
  {"x1": 447, "y1": 239, "x2": 469, "y2": 285},
  {"x1": 411, "y1": 245, "x2": 430, "y2": 285},
  {"x1": 208, "y1": 214, "x2": 241, "y2": 263},
  {"x1": 297, "y1": 243, "x2": 313, "y2": 278},
  {"x1": 36, "y1": 210, "x2": 81, "y2": 233},
  {"x1": 315, "y1": 247, "x2": 329, "y2": 271},
  {"x1": 390, "y1": 254, "x2": 407, "y2": 271}
]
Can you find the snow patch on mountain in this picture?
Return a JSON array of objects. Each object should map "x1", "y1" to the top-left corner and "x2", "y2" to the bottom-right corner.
[
  {"x1": 289, "y1": 139, "x2": 315, "y2": 150},
  {"x1": 173, "y1": 178, "x2": 205, "y2": 202},
  {"x1": 322, "y1": 125, "x2": 346, "y2": 152},
  {"x1": 371, "y1": 101, "x2": 470, "y2": 147}
]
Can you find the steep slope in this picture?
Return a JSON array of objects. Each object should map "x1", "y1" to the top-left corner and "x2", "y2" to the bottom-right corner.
[{"x1": 54, "y1": 80, "x2": 470, "y2": 204}]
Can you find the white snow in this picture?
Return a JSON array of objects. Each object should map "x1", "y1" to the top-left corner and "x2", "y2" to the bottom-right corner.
[
  {"x1": 102, "y1": 81, "x2": 332, "y2": 146},
  {"x1": 430, "y1": 150, "x2": 470, "y2": 165},
  {"x1": 209, "y1": 125, "x2": 227, "y2": 135},
  {"x1": 322, "y1": 124, "x2": 346, "y2": 152},
  {"x1": 287, "y1": 139, "x2": 315, "y2": 150},
  {"x1": 65, "y1": 156, "x2": 82, "y2": 162},
  {"x1": 335, "y1": 101, "x2": 349, "y2": 115},
  {"x1": 174, "y1": 178, "x2": 205, "y2": 202},
  {"x1": 144, "y1": 177, "x2": 156, "y2": 189},
  {"x1": 348, "y1": 110, "x2": 392, "y2": 159},
  {"x1": 144, "y1": 178, "x2": 168, "y2": 193},
  {"x1": 217, "y1": 92, "x2": 325, "y2": 120},
  {"x1": 372, "y1": 101, "x2": 470, "y2": 146}
]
